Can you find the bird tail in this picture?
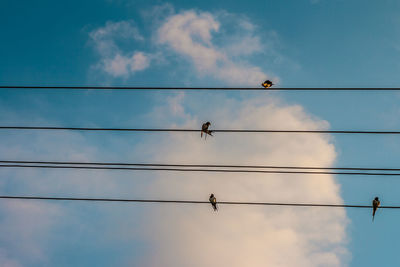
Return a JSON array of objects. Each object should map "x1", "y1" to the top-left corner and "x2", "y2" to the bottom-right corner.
[
  {"x1": 213, "y1": 203, "x2": 218, "y2": 211},
  {"x1": 201, "y1": 131, "x2": 203, "y2": 138},
  {"x1": 372, "y1": 210, "x2": 376, "y2": 222}
]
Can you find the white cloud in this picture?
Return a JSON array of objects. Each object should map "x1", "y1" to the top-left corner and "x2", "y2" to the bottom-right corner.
[
  {"x1": 88, "y1": 8, "x2": 287, "y2": 84},
  {"x1": 89, "y1": 20, "x2": 143, "y2": 56},
  {"x1": 134, "y1": 94, "x2": 349, "y2": 267},
  {"x1": 0, "y1": 200, "x2": 61, "y2": 265},
  {"x1": 103, "y1": 51, "x2": 150, "y2": 77},
  {"x1": 90, "y1": 20, "x2": 150, "y2": 77},
  {"x1": 10, "y1": 6, "x2": 348, "y2": 266},
  {"x1": 0, "y1": 130, "x2": 141, "y2": 265},
  {"x1": 128, "y1": 14, "x2": 348, "y2": 265},
  {"x1": 130, "y1": 51, "x2": 150, "y2": 71},
  {"x1": 103, "y1": 54, "x2": 130, "y2": 76},
  {"x1": 0, "y1": 94, "x2": 349, "y2": 266},
  {"x1": 157, "y1": 10, "x2": 273, "y2": 86}
]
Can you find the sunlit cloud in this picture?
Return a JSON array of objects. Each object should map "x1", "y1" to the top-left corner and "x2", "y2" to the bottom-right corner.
[{"x1": 90, "y1": 20, "x2": 150, "y2": 77}]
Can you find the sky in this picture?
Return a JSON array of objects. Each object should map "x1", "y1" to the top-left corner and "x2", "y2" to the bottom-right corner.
[{"x1": 1, "y1": 0, "x2": 400, "y2": 266}]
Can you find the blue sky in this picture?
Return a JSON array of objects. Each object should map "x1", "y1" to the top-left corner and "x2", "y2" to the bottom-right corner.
[{"x1": 1, "y1": 0, "x2": 400, "y2": 266}]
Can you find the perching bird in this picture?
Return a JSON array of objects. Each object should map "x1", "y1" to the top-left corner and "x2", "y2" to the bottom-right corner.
[
  {"x1": 201, "y1": 122, "x2": 213, "y2": 139},
  {"x1": 262, "y1": 80, "x2": 274, "y2": 88},
  {"x1": 372, "y1": 196, "x2": 380, "y2": 221},
  {"x1": 209, "y1": 194, "x2": 218, "y2": 211}
]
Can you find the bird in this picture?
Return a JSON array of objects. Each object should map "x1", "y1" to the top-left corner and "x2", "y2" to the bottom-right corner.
[
  {"x1": 209, "y1": 194, "x2": 218, "y2": 211},
  {"x1": 372, "y1": 196, "x2": 380, "y2": 222},
  {"x1": 201, "y1": 122, "x2": 213, "y2": 139},
  {"x1": 261, "y1": 80, "x2": 274, "y2": 88}
]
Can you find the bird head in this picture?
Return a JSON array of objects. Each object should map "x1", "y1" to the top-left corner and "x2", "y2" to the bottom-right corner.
[
  {"x1": 210, "y1": 194, "x2": 214, "y2": 198},
  {"x1": 206, "y1": 122, "x2": 211, "y2": 126},
  {"x1": 375, "y1": 197, "x2": 379, "y2": 201}
]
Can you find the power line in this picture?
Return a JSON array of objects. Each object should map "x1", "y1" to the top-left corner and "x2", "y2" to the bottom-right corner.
[
  {"x1": 2, "y1": 86, "x2": 400, "y2": 91},
  {"x1": 1, "y1": 126, "x2": 400, "y2": 134},
  {"x1": 3, "y1": 160, "x2": 400, "y2": 171},
  {"x1": 2, "y1": 164, "x2": 400, "y2": 176},
  {"x1": 0, "y1": 195, "x2": 397, "y2": 208}
]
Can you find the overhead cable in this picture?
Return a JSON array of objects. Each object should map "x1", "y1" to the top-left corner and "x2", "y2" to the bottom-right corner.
[
  {"x1": 0, "y1": 126, "x2": 400, "y2": 134},
  {"x1": 0, "y1": 195, "x2": 398, "y2": 208},
  {"x1": 1, "y1": 86, "x2": 400, "y2": 91},
  {"x1": 1, "y1": 160, "x2": 400, "y2": 171},
  {"x1": 2, "y1": 163, "x2": 400, "y2": 176}
]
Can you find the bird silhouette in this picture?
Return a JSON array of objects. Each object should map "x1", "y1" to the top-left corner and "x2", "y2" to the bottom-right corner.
[
  {"x1": 261, "y1": 80, "x2": 274, "y2": 88},
  {"x1": 372, "y1": 196, "x2": 380, "y2": 222},
  {"x1": 209, "y1": 194, "x2": 218, "y2": 211},
  {"x1": 201, "y1": 122, "x2": 213, "y2": 139}
]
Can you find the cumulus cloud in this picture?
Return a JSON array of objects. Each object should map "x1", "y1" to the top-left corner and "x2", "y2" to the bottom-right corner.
[
  {"x1": 86, "y1": 8, "x2": 348, "y2": 264},
  {"x1": 89, "y1": 20, "x2": 144, "y2": 59},
  {"x1": 157, "y1": 10, "x2": 273, "y2": 86},
  {"x1": 87, "y1": 7, "x2": 285, "y2": 84},
  {"x1": 90, "y1": 20, "x2": 150, "y2": 77},
  {"x1": 0, "y1": 201, "x2": 61, "y2": 265},
  {"x1": 0, "y1": 94, "x2": 349, "y2": 266},
  {"x1": 0, "y1": 130, "x2": 146, "y2": 266},
  {"x1": 134, "y1": 94, "x2": 348, "y2": 267},
  {"x1": 103, "y1": 51, "x2": 150, "y2": 77},
  {"x1": 0, "y1": 6, "x2": 348, "y2": 266}
]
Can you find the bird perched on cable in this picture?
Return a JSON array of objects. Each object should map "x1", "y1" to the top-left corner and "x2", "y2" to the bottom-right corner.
[
  {"x1": 261, "y1": 80, "x2": 274, "y2": 88},
  {"x1": 209, "y1": 194, "x2": 218, "y2": 211},
  {"x1": 201, "y1": 122, "x2": 213, "y2": 139},
  {"x1": 372, "y1": 196, "x2": 380, "y2": 221}
]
